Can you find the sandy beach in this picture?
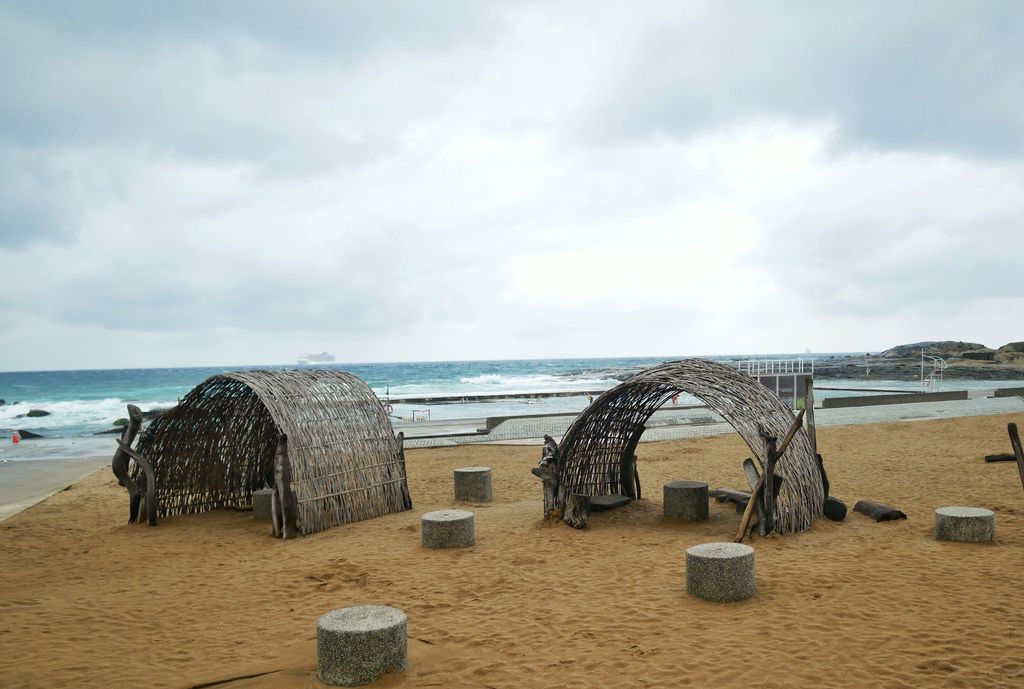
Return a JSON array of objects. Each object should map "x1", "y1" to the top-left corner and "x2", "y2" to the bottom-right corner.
[{"x1": 1, "y1": 413, "x2": 1022, "y2": 689}]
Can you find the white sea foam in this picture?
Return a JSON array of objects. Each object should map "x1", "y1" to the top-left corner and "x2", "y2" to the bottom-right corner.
[{"x1": 0, "y1": 398, "x2": 170, "y2": 431}]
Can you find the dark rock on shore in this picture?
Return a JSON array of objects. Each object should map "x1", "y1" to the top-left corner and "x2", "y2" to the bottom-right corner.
[
  {"x1": 26, "y1": 409, "x2": 51, "y2": 417},
  {"x1": 880, "y1": 341, "x2": 990, "y2": 358},
  {"x1": 16, "y1": 429, "x2": 44, "y2": 439},
  {"x1": 93, "y1": 428, "x2": 125, "y2": 435},
  {"x1": 142, "y1": 408, "x2": 170, "y2": 420},
  {"x1": 815, "y1": 340, "x2": 1024, "y2": 382}
]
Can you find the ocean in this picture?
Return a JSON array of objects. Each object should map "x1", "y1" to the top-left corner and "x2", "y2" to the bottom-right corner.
[{"x1": 2, "y1": 354, "x2": 1020, "y2": 443}]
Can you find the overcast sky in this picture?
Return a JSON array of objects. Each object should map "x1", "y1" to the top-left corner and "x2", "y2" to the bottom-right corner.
[{"x1": 2, "y1": 1, "x2": 1022, "y2": 371}]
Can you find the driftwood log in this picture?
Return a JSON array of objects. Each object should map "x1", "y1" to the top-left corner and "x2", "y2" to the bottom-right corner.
[
  {"x1": 563, "y1": 493, "x2": 590, "y2": 529},
  {"x1": 853, "y1": 500, "x2": 907, "y2": 522},
  {"x1": 710, "y1": 488, "x2": 751, "y2": 504},
  {"x1": 985, "y1": 453, "x2": 1016, "y2": 462},
  {"x1": 271, "y1": 434, "x2": 298, "y2": 539},
  {"x1": 532, "y1": 434, "x2": 562, "y2": 520},
  {"x1": 111, "y1": 404, "x2": 144, "y2": 523}
]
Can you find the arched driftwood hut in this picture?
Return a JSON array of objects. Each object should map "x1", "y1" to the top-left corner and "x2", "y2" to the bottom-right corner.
[
  {"x1": 129, "y1": 369, "x2": 411, "y2": 535},
  {"x1": 555, "y1": 359, "x2": 823, "y2": 534}
]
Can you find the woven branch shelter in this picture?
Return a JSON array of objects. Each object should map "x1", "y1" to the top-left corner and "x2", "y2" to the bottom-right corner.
[
  {"x1": 557, "y1": 358, "x2": 823, "y2": 534},
  {"x1": 132, "y1": 369, "x2": 412, "y2": 535}
]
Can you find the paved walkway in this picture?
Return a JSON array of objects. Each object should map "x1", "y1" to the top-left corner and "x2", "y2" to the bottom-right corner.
[{"x1": 403, "y1": 395, "x2": 1024, "y2": 448}]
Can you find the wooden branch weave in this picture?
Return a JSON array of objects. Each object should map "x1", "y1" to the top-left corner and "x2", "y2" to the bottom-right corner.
[
  {"x1": 131, "y1": 369, "x2": 412, "y2": 535},
  {"x1": 557, "y1": 358, "x2": 823, "y2": 534}
]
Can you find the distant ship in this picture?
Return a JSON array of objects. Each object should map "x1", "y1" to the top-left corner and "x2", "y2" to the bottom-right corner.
[{"x1": 297, "y1": 352, "x2": 336, "y2": 365}]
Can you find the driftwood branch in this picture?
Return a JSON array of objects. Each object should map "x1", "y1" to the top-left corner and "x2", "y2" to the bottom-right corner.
[
  {"x1": 853, "y1": 500, "x2": 906, "y2": 522},
  {"x1": 117, "y1": 439, "x2": 156, "y2": 526},
  {"x1": 111, "y1": 404, "x2": 144, "y2": 524},
  {"x1": 1009, "y1": 423, "x2": 1024, "y2": 492},
  {"x1": 735, "y1": 410, "x2": 805, "y2": 542}
]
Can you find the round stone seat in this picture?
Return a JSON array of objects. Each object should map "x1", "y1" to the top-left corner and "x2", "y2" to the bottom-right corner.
[
  {"x1": 454, "y1": 466, "x2": 492, "y2": 502},
  {"x1": 934, "y1": 506, "x2": 995, "y2": 542},
  {"x1": 317, "y1": 605, "x2": 408, "y2": 687},
  {"x1": 421, "y1": 509, "x2": 475, "y2": 549},
  {"x1": 685, "y1": 542, "x2": 755, "y2": 602},
  {"x1": 664, "y1": 481, "x2": 709, "y2": 521}
]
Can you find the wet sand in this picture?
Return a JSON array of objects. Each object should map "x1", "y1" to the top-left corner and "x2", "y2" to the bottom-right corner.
[
  {"x1": 0, "y1": 456, "x2": 109, "y2": 522},
  {"x1": 1, "y1": 414, "x2": 1022, "y2": 688}
]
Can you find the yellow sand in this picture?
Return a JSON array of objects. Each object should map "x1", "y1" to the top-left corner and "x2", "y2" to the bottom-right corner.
[{"x1": 1, "y1": 414, "x2": 1022, "y2": 689}]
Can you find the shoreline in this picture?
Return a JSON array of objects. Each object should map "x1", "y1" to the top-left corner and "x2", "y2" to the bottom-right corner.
[{"x1": 4, "y1": 394, "x2": 1023, "y2": 522}]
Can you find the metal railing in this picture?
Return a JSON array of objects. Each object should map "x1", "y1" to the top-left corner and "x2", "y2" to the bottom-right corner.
[{"x1": 735, "y1": 358, "x2": 814, "y2": 376}]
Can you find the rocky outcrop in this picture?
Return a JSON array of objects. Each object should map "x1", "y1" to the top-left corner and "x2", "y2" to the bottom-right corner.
[
  {"x1": 879, "y1": 341, "x2": 991, "y2": 359},
  {"x1": 16, "y1": 429, "x2": 44, "y2": 439},
  {"x1": 26, "y1": 409, "x2": 51, "y2": 417}
]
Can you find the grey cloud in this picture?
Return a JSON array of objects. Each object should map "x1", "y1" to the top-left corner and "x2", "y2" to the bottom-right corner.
[{"x1": 580, "y1": 1, "x2": 1024, "y2": 159}]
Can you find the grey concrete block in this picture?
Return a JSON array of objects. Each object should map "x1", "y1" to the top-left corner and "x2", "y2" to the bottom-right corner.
[
  {"x1": 934, "y1": 506, "x2": 995, "y2": 542},
  {"x1": 664, "y1": 481, "x2": 709, "y2": 521},
  {"x1": 317, "y1": 605, "x2": 408, "y2": 687},
  {"x1": 421, "y1": 509, "x2": 475, "y2": 549},
  {"x1": 454, "y1": 466, "x2": 492, "y2": 502},
  {"x1": 252, "y1": 488, "x2": 295, "y2": 522},
  {"x1": 252, "y1": 488, "x2": 273, "y2": 522},
  {"x1": 685, "y1": 542, "x2": 756, "y2": 602}
]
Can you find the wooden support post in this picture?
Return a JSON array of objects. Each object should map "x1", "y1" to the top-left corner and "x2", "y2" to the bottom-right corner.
[
  {"x1": 111, "y1": 404, "x2": 144, "y2": 524},
  {"x1": 1009, "y1": 422, "x2": 1024, "y2": 492},
  {"x1": 563, "y1": 493, "x2": 590, "y2": 529},
  {"x1": 272, "y1": 434, "x2": 298, "y2": 539},
  {"x1": 804, "y1": 378, "x2": 817, "y2": 456},
  {"x1": 621, "y1": 453, "x2": 637, "y2": 499},
  {"x1": 761, "y1": 431, "x2": 778, "y2": 536},
  {"x1": 396, "y1": 432, "x2": 413, "y2": 510}
]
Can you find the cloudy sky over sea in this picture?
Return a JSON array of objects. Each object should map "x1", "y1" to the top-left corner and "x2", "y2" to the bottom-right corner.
[{"x1": 2, "y1": 1, "x2": 1022, "y2": 370}]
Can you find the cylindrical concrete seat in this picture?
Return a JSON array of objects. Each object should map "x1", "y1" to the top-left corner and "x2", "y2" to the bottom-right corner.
[
  {"x1": 317, "y1": 605, "x2": 408, "y2": 687},
  {"x1": 934, "y1": 506, "x2": 995, "y2": 542},
  {"x1": 664, "y1": 481, "x2": 709, "y2": 521},
  {"x1": 454, "y1": 466, "x2": 492, "y2": 502},
  {"x1": 421, "y1": 509, "x2": 475, "y2": 548},
  {"x1": 685, "y1": 542, "x2": 755, "y2": 602}
]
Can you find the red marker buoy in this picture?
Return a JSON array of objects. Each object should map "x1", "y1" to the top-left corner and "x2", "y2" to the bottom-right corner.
[{"x1": 12, "y1": 431, "x2": 20, "y2": 444}]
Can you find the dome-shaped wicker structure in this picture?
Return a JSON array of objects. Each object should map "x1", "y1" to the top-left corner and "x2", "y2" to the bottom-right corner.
[
  {"x1": 131, "y1": 369, "x2": 411, "y2": 535},
  {"x1": 557, "y1": 359, "x2": 823, "y2": 534}
]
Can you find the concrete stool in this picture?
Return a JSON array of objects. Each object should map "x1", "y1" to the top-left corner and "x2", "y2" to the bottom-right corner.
[
  {"x1": 317, "y1": 605, "x2": 408, "y2": 687},
  {"x1": 685, "y1": 542, "x2": 756, "y2": 602},
  {"x1": 454, "y1": 466, "x2": 492, "y2": 502},
  {"x1": 934, "y1": 506, "x2": 995, "y2": 542},
  {"x1": 252, "y1": 488, "x2": 296, "y2": 522},
  {"x1": 421, "y1": 509, "x2": 475, "y2": 548},
  {"x1": 664, "y1": 481, "x2": 709, "y2": 521},
  {"x1": 252, "y1": 488, "x2": 273, "y2": 522}
]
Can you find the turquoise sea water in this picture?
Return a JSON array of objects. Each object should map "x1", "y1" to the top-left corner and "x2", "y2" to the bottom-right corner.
[{"x1": 1, "y1": 354, "x2": 1020, "y2": 440}]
